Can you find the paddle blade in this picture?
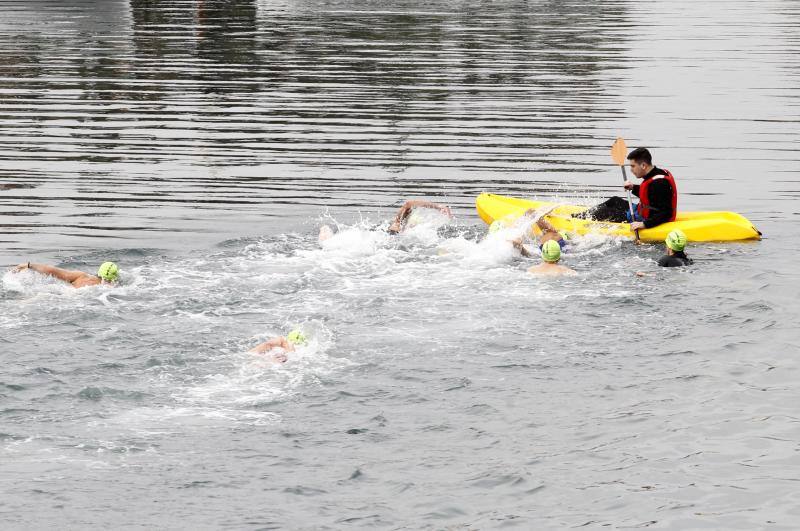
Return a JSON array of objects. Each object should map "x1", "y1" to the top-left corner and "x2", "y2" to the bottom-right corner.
[{"x1": 610, "y1": 137, "x2": 627, "y2": 166}]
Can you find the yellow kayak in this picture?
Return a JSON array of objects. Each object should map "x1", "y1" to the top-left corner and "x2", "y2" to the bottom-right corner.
[{"x1": 475, "y1": 193, "x2": 762, "y2": 242}]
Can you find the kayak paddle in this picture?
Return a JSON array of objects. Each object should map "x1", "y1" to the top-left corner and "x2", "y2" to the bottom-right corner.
[{"x1": 610, "y1": 137, "x2": 639, "y2": 241}]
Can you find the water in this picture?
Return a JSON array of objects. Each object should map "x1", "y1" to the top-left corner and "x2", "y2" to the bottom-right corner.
[{"x1": 1, "y1": 0, "x2": 799, "y2": 528}]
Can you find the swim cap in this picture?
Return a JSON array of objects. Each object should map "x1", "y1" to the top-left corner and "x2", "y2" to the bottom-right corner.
[
  {"x1": 287, "y1": 329, "x2": 307, "y2": 346},
  {"x1": 489, "y1": 219, "x2": 510, "y2": 234},
  {"x1": 665, "y1": 230, "x2": 687, "y2": 252},
  {"x1": 406, "y1": 211, "x2": 423, "y2": 228},
  {"x1": 97, "y1": 262, "x2": 119, "y2": 282},
  {"x1": 541, "y1": 240, "x2": 561, "y2": 263}
]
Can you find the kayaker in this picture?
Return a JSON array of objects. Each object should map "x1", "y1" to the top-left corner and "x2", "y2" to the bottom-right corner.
[
  {"x1": 659, "y1": 229, "x2": 693, "y2": 267},
  {"x1": 11, "y1": 261, "x2": 119, "y2": 288},
  {"x1": 249, "y1": 329, "x2": 307, "y2": 363},
  {"x1": 388, "y1": 200, "x2": 452, "y2": 234},
  {"x1": 577, "y1": 147, "x2": 677, "y2": 231},
  {"x1": 528, "y1": 240, "x2": 576, "y2": 277}
]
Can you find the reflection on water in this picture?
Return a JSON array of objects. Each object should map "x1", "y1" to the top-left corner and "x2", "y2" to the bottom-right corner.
[
  {"x1": 1, "y1": 0, "x2": 798, "y2": 263},
  {"x1": 0, "y1": 0, "x2": 634, "y2": 261}
]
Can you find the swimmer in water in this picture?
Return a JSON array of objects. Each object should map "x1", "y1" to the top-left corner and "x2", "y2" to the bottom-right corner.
[
  {"x1": 318, "y1": 224, "x2": 336, "y2": 242},
  {"x1": 318, "y1": 199, "x2": 452, "y2": 243},
  {"x1": 530, "y1": 215, "x2": 567, "y2": 249},
  {"x1": 11, "y1": 261, "x2": 119, "y2": 288},
  {"x1": 388, "y1": 200, "x2": 452, "y2": 234},
  {"x1": 636, "y1": 230, "x2": 694, "y2": 276},
  {"x1": 659, "y1": 229, "x2": 693, "y2": 267},
  {"x1": 528, "y1": 240, "x2": 576, "y2": 277},
  {"x1": 490, "y1": 206, "x2": 567, "y2": 259},
  {"x1": 248, "y1": 329, "x2": 307, "y2": 363}
]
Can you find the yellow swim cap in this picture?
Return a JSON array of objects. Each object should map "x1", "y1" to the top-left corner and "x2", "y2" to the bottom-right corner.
[
  {"x1": 287, "y1": 329, "x2": 307, "y2": 346},
  {"x1": 665, "y1": 230, "x2": 687, "y2": 252},
  {"x1": 97, "y1": 262, "x2": 119, "y2": 282},
  {"x1": 541, "y1": 240, "x2": 561, "y2": 263}
]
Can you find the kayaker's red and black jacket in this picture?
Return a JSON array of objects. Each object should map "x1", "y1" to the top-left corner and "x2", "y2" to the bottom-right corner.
[{"x1": 632, "y1": 167, "x2": 677, "y2": 228}]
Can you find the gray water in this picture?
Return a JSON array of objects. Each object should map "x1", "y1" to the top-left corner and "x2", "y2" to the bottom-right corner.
[{"x1": 1, "y1": 0, "x2": 799, "y2": 529}]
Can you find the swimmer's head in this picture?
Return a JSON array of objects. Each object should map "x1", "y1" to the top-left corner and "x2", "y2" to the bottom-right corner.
[
  {"x1": 488, "y1": 220, "x2": 505, "y2": 234},
  {"x1": 665, "y1": 229, "x2": 687, "y2": 252},
  {"x1": 406, "y1": 211, "x2": 423, "y2": 228},
  {"x1": 319, "y1": 225, "x2": 335, "y2": 242},
  {"x1": 97, "y1": 262, "x2": 119, "y2": 282},
  {"x1": 287, "y1": 329, "x2": 307, "y2": 346},
  {"x1": 541, "y1": 240, "x2": 561, "y2": 263}
]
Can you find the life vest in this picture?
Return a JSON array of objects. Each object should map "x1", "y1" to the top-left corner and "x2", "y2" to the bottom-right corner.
[{"x1": 637, "y1": 169, "x2": 677, "y2": 221}]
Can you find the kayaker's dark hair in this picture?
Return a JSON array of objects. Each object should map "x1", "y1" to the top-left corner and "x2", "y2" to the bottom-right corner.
[{"x1": 627, "y1": 147, "x2": 652, "y2": 165}]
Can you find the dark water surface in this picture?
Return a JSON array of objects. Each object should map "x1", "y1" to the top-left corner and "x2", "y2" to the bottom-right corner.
[{"x1": 2, "y1": 0, "x2": 799, "y2": 529}]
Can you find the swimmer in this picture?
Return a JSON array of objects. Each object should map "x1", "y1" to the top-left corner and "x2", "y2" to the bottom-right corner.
[
  {"x1": 528, "y1": 240, "x2": 576, "y2": 277},
  {"x1": 388, "y1": 200, "x2": 452, "y2": 234},
  {"x1": 248, "y1": 329, "x2": 307, "y2": 363},
  {"x1": 11, "y1": 261, "x2": 119, "y2": 288},
  {"x1": 532, "y1": 216, "x2": 567, "y2": 248},
  {"x1": 488, "y1": 218, "x2": 534, "y2": 257},
  {"x1": 635, "y1": 230, "x2": 693, "y2": 276},
  {"x1": 494, "y1": 206, "x2": 566, "y2": 258},
  {"x1": 659, "y1": 229, "x2": 693, "y2": 267},
  {"x1": 318, "y1": 224, "x2": 335, "y2": 243}
]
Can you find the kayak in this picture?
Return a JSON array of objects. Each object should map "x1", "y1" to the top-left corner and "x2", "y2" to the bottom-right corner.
[{"x1": 475, "y1": 193, "x2": 762, "y2": 242}]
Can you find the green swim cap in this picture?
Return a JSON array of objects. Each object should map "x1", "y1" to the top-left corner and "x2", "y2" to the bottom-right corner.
[
  {"x1": 541, "y1": 240, "x2": 561, "y2": 263},
  {"x1": 97, "y1": 262, "x2": 119, "y2": 282},
  {"x1": 406, "y1": 211, "x2": 423, "y2": 228},
  {"x1": 489, "y1": 219, "x2": 509, "y2": 234},
  {"x1": 287, "y1": 329, "x2": 307, "y2": 346},
  {"x1": 665, "y1": 230, "x2": 687, "y2": 252}
]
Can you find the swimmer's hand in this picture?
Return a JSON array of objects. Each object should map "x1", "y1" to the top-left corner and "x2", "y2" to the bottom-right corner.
[
  {"x1": 511, "y1": 238, "x2": 533, "y2": 258},
  {"x1": 12, "y1": 262, "x2": 30, "y2": 273},
  {"x1": 271, "y1": 351, "x2": 288, "y2": 363}
]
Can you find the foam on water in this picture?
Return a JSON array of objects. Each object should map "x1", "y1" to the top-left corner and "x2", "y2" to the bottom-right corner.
[
  {"x1": 0, "y1": 214, "x2": 792, "y2": 529},
  {"x1": 2, "y1": 0, "x2": 799, "y2": 526}
]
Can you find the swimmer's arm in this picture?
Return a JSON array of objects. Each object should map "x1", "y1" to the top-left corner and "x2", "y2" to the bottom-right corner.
[
  {"x1": 511, "y1": 238, "x2": 533, "y2": 258},
  {"x1": 390, "y1": 200, "x2": 452, "y2": 233},
  {"x1": 389, "y1": 202, "x2": 414, "y2": 233},
  {"x1": 401, "y1": 200, "x2": 452, "y2": 217},
  {"x1": 536, "y1": 217, "x2": 558, "y2": 235},
  {"x1": 248, "y1": 336, "x2": 291, "y2": 354},
  {"x1": 15, "y1": 263, "x2": 86, "y2": 283},
  {"x1": 248, "y1": 337, "x2": 283, "y2": 354}
]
